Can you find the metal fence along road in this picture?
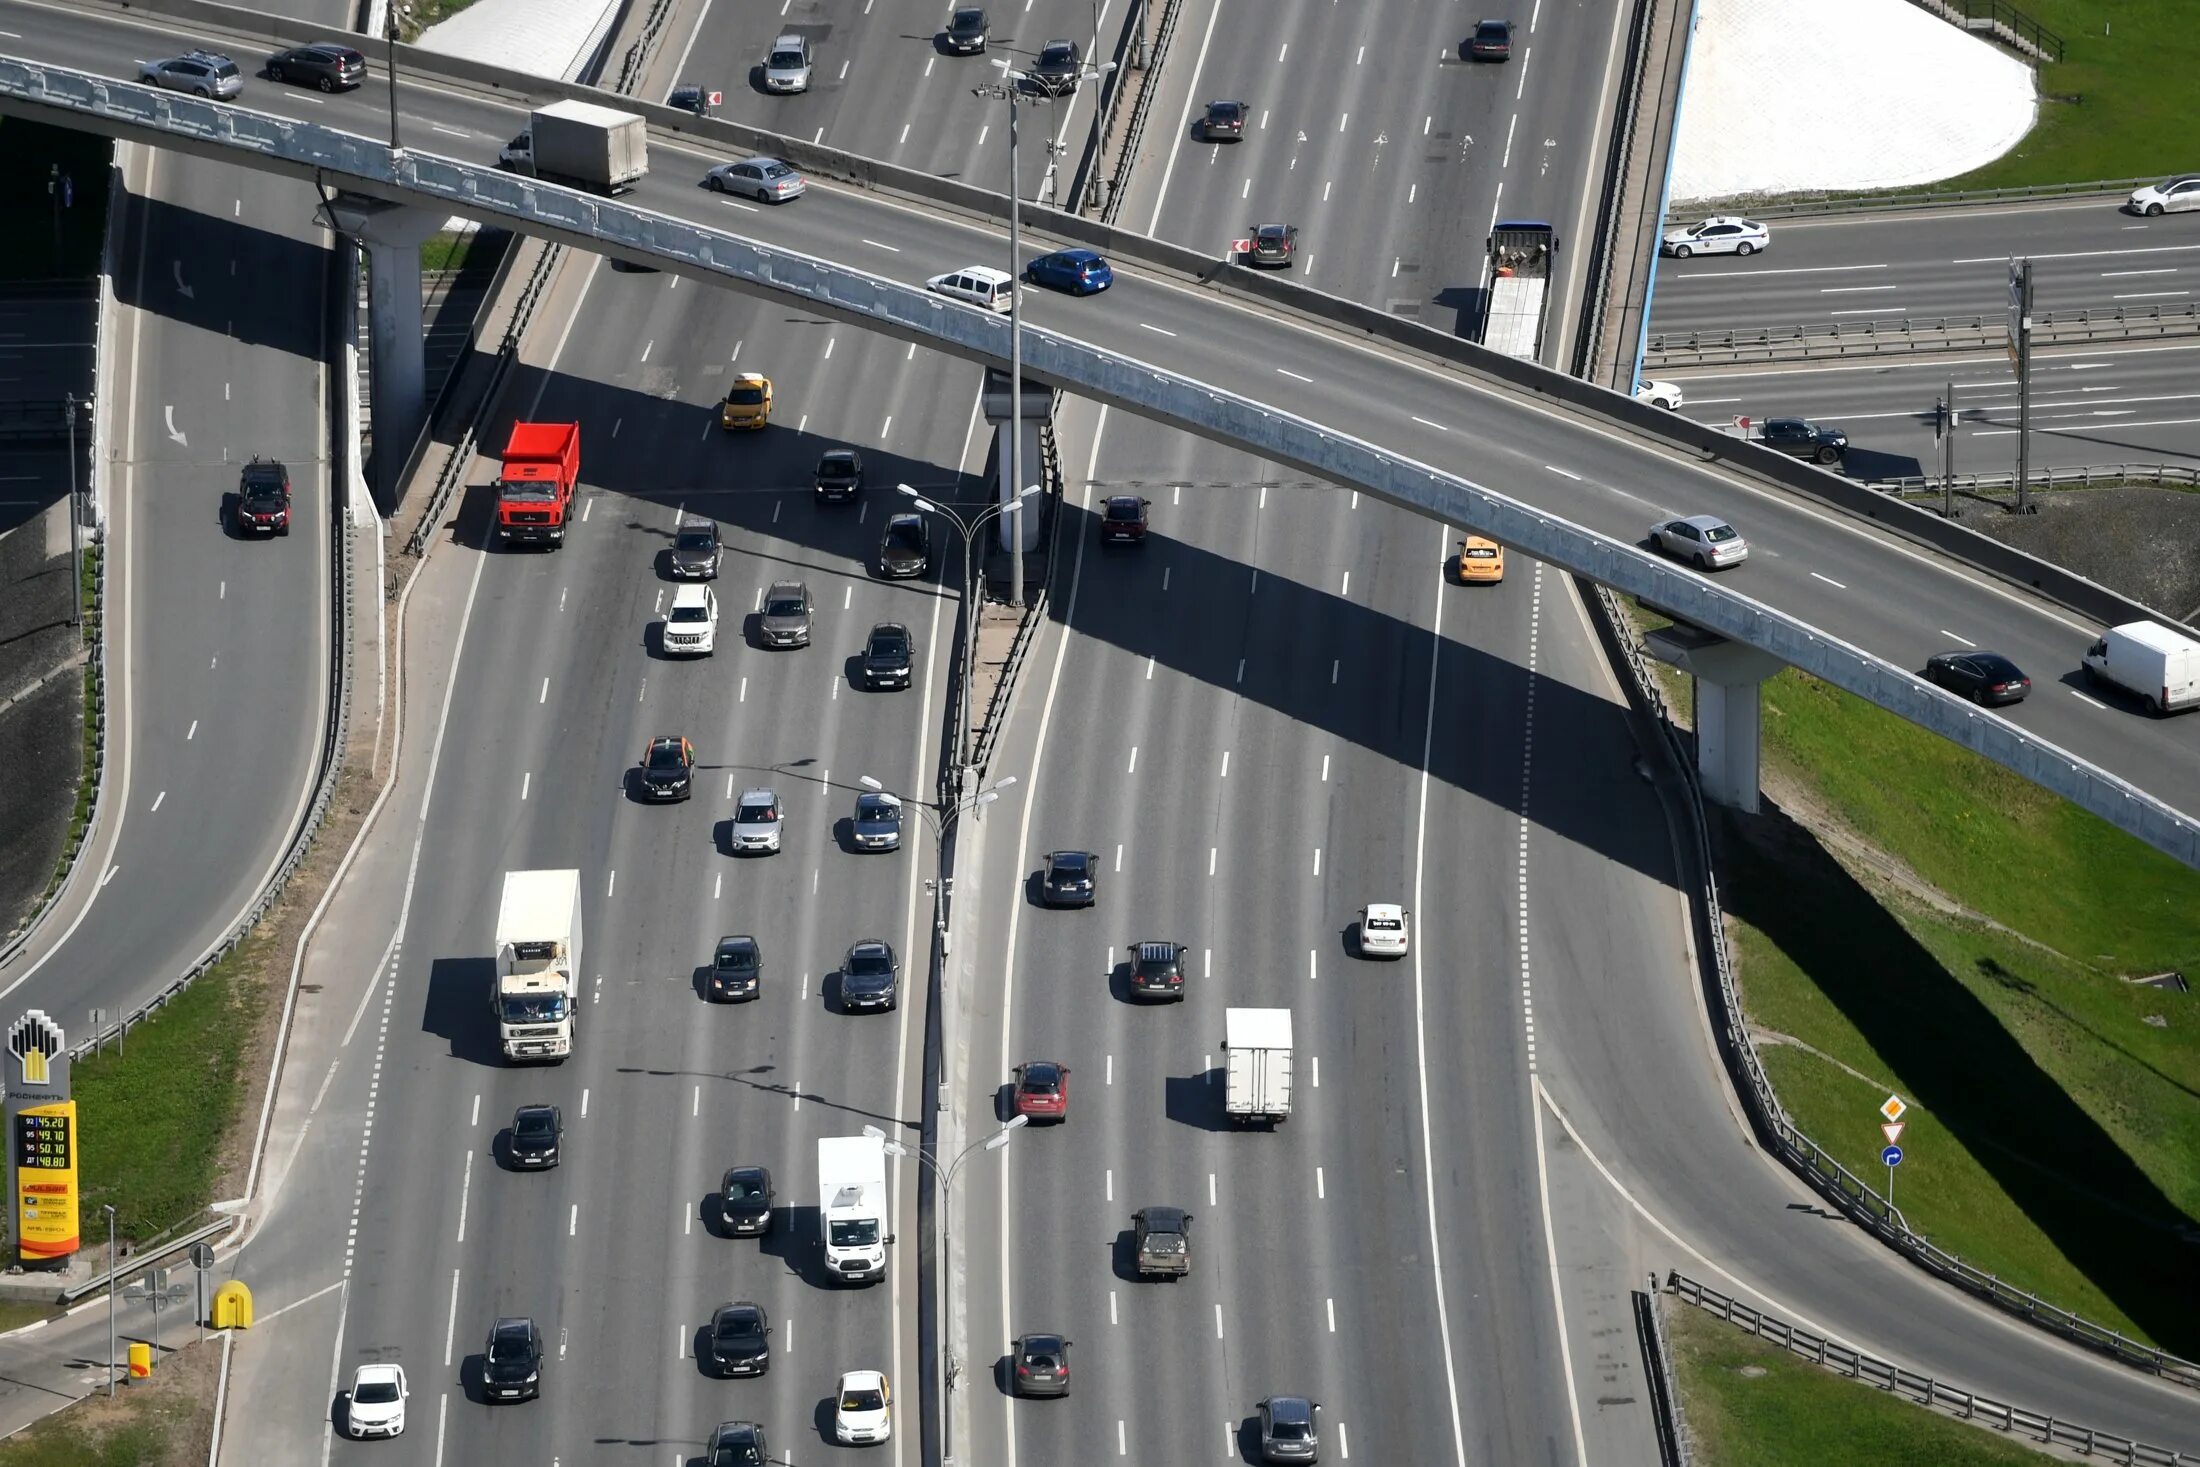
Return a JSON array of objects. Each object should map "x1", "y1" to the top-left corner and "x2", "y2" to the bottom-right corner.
[{"x1": 1646, "y1": 302, "x2": 2200, "y2": 366}]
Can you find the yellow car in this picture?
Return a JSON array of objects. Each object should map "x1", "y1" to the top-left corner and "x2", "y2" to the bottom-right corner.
[
  {"x1": 721, "y1": 372, "x2": 772, "y2": 430},
  {"x1": 1457, "y1": 536, "x2": 1505, "y2": 584}
]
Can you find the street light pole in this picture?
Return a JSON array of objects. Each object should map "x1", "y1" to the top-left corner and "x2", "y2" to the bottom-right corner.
[
  {"x1": 384, "y1": 4, "x2": 408, "y2": 155},
  {"x1": 102, "y1": 1204, "x2": 116, "y2": 1397},
  {"x1": 869, "y1": 1116, "x2": 1026, "y2": 1467},
  {"x1": 65, "y1": 391, "x2": 81, "y2": 634},
  {"x1": 899, "y1": 482, "x2": 1037, "y2": 776}
]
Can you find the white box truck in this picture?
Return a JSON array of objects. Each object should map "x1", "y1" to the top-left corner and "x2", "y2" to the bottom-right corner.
[
  {"x1": 2082, "y1": 622, "x2": 2200, "y2": 714},
  {"x1": 817, "y1": 1135, "x2": 892, "y2": 1283},
  {"x1": 1222, "y1": 1007, "x2": 1294, "y2": 1124},
  {"x1": 493, "y1": 869, "x2": 581, "y2": 1062},
  {"x1": 499, "y1": 99, "x2": 648, "y2": 194}
]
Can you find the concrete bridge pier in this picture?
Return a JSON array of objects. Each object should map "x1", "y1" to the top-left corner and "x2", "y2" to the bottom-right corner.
[
  {"x1": 1646, "y1": 622, "x2": 1788, "y2": 814},
  {"x1": 327, "y1": 195, "x2": 446, "y2": 500}
]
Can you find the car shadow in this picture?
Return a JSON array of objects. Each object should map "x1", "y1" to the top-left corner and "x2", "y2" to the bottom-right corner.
[
  {"x1": 1109, "y1": 1228, "x2": 1147, "y2": 1283},
  {"x1": 330, "y1": 1391, "x2": 354, "y2": 1436},
  {"x1": 691, "y1": 1324, "x2": 718, "y2": 1379},
  {"x1": 1163, "y1": 1069, "x2": 1232, "y2": 1132},
  {"x1": 832, "y1": 816, "x2": 861, "y2": 854},
  {"x1": 456, "y1": 1354, "x2": 488, "y2": 1406},
  {"x1": 993, "y1": 1081, "x2": 1017, "y2": 1124},
  {"x1": 692, "y1": 965, "x2": 716, "y2": 1003},
  {"x1": 993, "y1": 1352, "x2": 1014, "y2": 1396},
  {"x1": 1841, "y1": 446, "x2": 1924, "y2": 483},
  {"x1": 1234, "y1": 1415, "x2": 1266, "y2": 1462},
  {"x1": 812, "y1": 1394, "x2": 838, "y2": 1445},
  {"x1": 761, "y1": 1203, "x2": 837, "y2": 1288},
  {"x1": 422, "y1": 957, "x2": 509, "y2": 1068}
]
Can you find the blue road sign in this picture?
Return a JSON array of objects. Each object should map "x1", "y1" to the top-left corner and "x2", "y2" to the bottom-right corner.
[{"x1": 1882, "y1": 1144, "x2": 1904, "y2": 1168}]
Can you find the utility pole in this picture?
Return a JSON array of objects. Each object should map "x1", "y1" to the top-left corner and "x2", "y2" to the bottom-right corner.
[
  {"x1": 102, "y1": 1205, "x2": 116, "y2": 1397},
  {"x1": 1939, "y1": 380, "x2": 1955, "y2": 518},
  {"x1": 385, "y1": 3, "x2": 410, "y2": 155},
  {"x1": 2010, "y1": 258, "x2": 2034, "y2": 513}
]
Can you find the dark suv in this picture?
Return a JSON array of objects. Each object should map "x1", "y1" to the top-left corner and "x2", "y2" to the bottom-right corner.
[
  {"x1": 1033, "y1": 39, "x2": 1082, "y2": 91},
  {"x1": 1128, "y1": 941, "x2": 1186, "y2": 1001},
  {"x1": 669, "y1": 518, "x2": 722, "y2": 579},
  {"x1": 482, "y1": 1317, "x2": 543, "y2": 1401},
  {"x1": 1245, "y1": 222, "x2": 1298, "y2": 268},
  {"x1": 235, "y1": 457, "x2": 291, "y2": 536},
  {"x1": 879, "y1": 513, "x2": 932, "y2": 578},
  {"x1": 267, "y1": 42, "x2": 366, "y2": 91},
  {"x1": 1202, "y1": 99, "x2": 1246, "y2": 141},
  {"x1": 638, "y1": 735, "x2": 695, "y2": 801},
  {"x1": 1099, "y1": 495, "x2": 1149, "y2": 544},
  {"x1": 1758, "y1": 416, "x2": 1848, "y2": 464},
  {"x1": 840, "y1": 939, "x2": 900, "y2": 1012},
  {"x1": 815, "y1": 448, "x2": 863, "y2": 502},
  {"x1": 710, "y1": 935, "x2": 762, "y2": 1001},
  {"x1": 863, "y1": 622, "x2": 913, "y2": 690},
  {"x1": 1132, "y1": 1206, "x2": 1192, "y2": 1277},
  {"x1": 1040, "y1": 850, "x2": 1098, "y2": 907}
]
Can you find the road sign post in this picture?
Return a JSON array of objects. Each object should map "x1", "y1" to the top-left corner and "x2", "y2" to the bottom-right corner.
[
  {"x1": 1882, "y1": 1143, "x2": 1904, "y2": 1205},
  {"x1": 190, "y1": 1241, "x2": 214, "y2": 1344}
]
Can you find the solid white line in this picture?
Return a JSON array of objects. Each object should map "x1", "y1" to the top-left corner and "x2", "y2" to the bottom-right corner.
[
  {"x1": 1819, "y1": 284, "x2": 1898, "y2": 293},
  {"x1": 1679, "y1": 262, "x2": 1888, "y2": 278},
  {"x1": 442, "y1": 1269, "x2": 460, "y2": 1366},
  {"x1": 1938, "y1": 628, "x2": 1974, "y2": 647},
  {"x1": 1147, "y1": 0, "x2": 1226, "y2": 235},
  {"x1": 1139, "y1": 322, "x2": 1178, "y2": 337},
  {"x1": 1411, "y1": 415, "x2": 1449, "y2": 431},
  {"x1": 1277, "y1": 367, "x2": 1313, "y2": 383},
  {"x1": 1543, "y1": 464, "x2": 1581, "y2": 480},
  {"x1": 1810, "y1": 572, "x2": 1847, "y2": 589}
]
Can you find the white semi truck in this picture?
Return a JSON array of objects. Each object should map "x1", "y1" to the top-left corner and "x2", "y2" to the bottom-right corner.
[
  {"x1": 493, "y1": 869, "x2": 581, "y2": 1063},
  {"x1": 1479, "y1": 219, "x2": 1558, "y2": 362},
  {"x1": 1222, "y1": 1007, "x2": 1294, "y2": 1125},
  {"x1": 817, "y1": 1136, "x2": 892, "y2": 1283},
  {"x1": 499, "y1": 99, "x2": 649, "y2": 195}
]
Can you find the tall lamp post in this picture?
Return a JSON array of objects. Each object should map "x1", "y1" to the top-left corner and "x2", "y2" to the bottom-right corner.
[
  {"x1": 102, "y1": 1204, "x2": 117, "y2": 1397},
  {"x1": 860, "y1": 773, "x2": 1018, "y2": 956},
  {"x1": 384, "y1": 2, "x2": 411, "y2": 154},
  {"x1": 64, "y1": 392, "x2": 85, "y2": 634},
  {"x1": 898, "y1": 481, "x2": 1038, "y2": 781},
  {"x1": 971, "y1": 52, "x2": 1114, "y2": 608},
  {"x1": 865, "y1": 1115, "x2": 1026, "y2": 1467}
]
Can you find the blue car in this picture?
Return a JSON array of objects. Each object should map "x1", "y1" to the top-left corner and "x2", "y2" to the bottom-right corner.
[{"x1": 1023, "y1": 249, "x2": 1113, "y2": 296}]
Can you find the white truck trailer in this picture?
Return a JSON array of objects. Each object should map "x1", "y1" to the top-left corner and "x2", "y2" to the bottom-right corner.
[
  {"x1": 2082, "y1": 621, "x2": 2200, "y2": 715},
  {"x1": 493, "y1": 869, "x2": 581, "y2": 1063},
  {"x1": 1479, "y1": 220, "x2": 1558, "y2": 362},
  {"x1": 499, "y1": 99, "x2": 649, "y2": 194},
  {"x1": 817, "y1": 1135, "x2": 893, "y2": 1283},
  {"x1": 1222, "y1": 1007, "x2": 1294, "y2": 1125}
]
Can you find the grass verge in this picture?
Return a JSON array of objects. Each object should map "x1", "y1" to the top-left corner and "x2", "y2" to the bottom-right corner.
[
  {"x1": 1667, "y1": 1302, "x2": 2057, "y2": 1465},
  {"x1": 419, "y1": 228, "x2": 475, "y2": 277},
  {"x1": 0, "y1": 1337, "x2": 218, "y2": 1467},
  {"x1": 398, "y1": 0, "x2": 485, "y2": 40}
]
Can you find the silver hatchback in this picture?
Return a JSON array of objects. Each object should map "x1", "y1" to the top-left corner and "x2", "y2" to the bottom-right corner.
[
  {"x1": 140, "y1": 50, "x2": 244, "y2": 98},
  {"x1": 1650, "y1": 514, "x2": 1749, "y2": 570}
]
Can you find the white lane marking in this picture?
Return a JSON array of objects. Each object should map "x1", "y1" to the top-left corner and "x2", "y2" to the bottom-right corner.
[
  {"x1": 150, "y1": 791, "x2": 165, "y2": 813},
  {"x1": 2114, "y1": 290, "x2": 2190, "y2": 299},
  {"x1": 569, "y1": 1203, "x2": 578, "y2": 1237},
  {"x1": 470, "y1": 1094, "x2": 480, "y2": 1127},
  {"x1": 442, "y1": 1269, "x2": 460, "y2": 1366},
  {"x1": 1208, "y1": 847, "x2": 1217, "y2": 876},
  {"x1": 1214, "y1": 1305, "x2": 1224, "y2": 1338},
  {"x1": 641, "y1": 339, "x2": 653, "y2": 362},
  {"x1": 1312, "y1": 847, "x2": 1321, "y2": 876},
  {"x1": 186, "y1": 719, "x2": 198, "y2": 740},
  {"x1": 1209, "y1": 1172, "x2": 1217, "y2": 1206},
  {"x1": 520, "y1": 771, "x2": 531, "y2": 801},
  {"x1": 539, "y1": 677, "x2": 548, "y2": 703},
  {"x1": 1106, "y1": 1055, "x2": 1113, "y2": 1086},
  {"x1": 1544, "y1": 464, "x2": 1582, "y2": 480},
  {"x1": 2101, "y1": 268, "x2": 2176, "y2": 277},
  {"x1": 1953, "y1": 242, "x2": 2200, "y2": 265},
  {"x1": 1411, "y1": 415, "x2": 1449, "y2": 431},
  {"x1": 1119, "y1": 1421, "x2": 1128, "y2": 1455},
  {"x1": 1277, "y1": 367, "x2": 1313, "y2": 382},
  {"x1": 1938, "y1": 628, "x2": 1974, "y2": 647},
  {"x1": 1110, "y1": 1292, "x2": 1118, "y2": 1325},
  {"x1": 2070, "y1": 688, "x2": 2110, "y2": 710},
  {"x1": 1105, "y1": 1169, "x2": 1113, "y2": 1201},
  {"x1": 1327, "y1": 1297, "x2": 1336, "y2": 1331},
  {"x1": 1219, "y1": 750, "x2": 1230, "y2": 778},
  {"x1": 1810, "y1": 572, "x2": 1847, "y2": 589},
  {"x1": 1316, "y1": 1166, "x2": 1325, "y2": 1198},
  {"x1": 1828, "y1": 307, "x2": 1907, "y2": 316},
  {"x1": 581, "y1": 1088, "x2": 589, "y2": 1117},
  {"x1": 1311, "y1": 1056, "x2": 1319, "y2": 1087},
  {"x1": 1140, "y1": 322, "x2": 1178, "y2": 337},
  {"x1": 455, "y1": 1151, "x2": 472, "y2": 1243},
  {"x1": 100, "y1": 866, "x2": 118, "y2": 889},
  {"x1": 1531, "y1": 1070, "x2": 1590, "y2": 1463},
  {"x1": 1309, "y1": 949, "x2": 1317, "y2": 982},
  {"x1": 430, "y1": 123, "x2": 469, "y2": 138},
  {"x1": 1819, "y1": 285, "x2": 1899, "y2": 294}
]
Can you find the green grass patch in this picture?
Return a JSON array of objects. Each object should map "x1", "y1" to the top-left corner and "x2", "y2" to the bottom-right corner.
[
  {"x1": 0, "y1": 121, "x2": 111, "y2": 281},
  {"x1": 1667, "y1": 1301, "x2": 2057, "y2": 1465},
  {"x1": 419, "y1": 229, "x2": 475, "y2": 277},
  {"x1": 399, "y1": 0, "x2": 486, "y2": 40},
  {"x1": 1943, "y1": 0, "x2": 2200, "y2": 190},
  {"x1": 0, "y1": 1344, "x2": 213, "y2": 1467},
  {"x1": 72, "y1": 953, "x2": 259, "y2": 1244}
]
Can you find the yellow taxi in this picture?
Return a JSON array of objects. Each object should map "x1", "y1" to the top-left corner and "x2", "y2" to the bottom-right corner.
[
  {"x1": 1456, "y1": 535, "x2": 1505, "y2": 584},
  {"x1": 721, "y1": 372, "x2": 772, "y2": 430}
]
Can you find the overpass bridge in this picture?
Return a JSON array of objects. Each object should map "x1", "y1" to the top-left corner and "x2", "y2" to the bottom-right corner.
[{"x1": 4, "y1": 0, "x2": 2197, "y2": 868}]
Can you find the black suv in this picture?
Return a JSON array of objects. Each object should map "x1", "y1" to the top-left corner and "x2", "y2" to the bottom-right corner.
[
  {"x1": 483, "y1": 1317, "x2": 543, "y2": 1400},
  {"x1": 879, "y1": 513, "x2": 932, "y2": 578},
  {"x1": 720, "y1": 1165, "x2": 774, "y2": 1235},
  {"x1": 707, "y1": 1420, "x2": 769, "y2": 1467},
  {"x1": 235, "y1": 457, "x2": 292, "y2": 536},
  {"x1": 863, "y1": 623, "x2": 913, "y2": 690},
  {"x1": 1202, "y1": 99, "x2": 1246, "y2": 141},
  {"x1": 1132, "y1": 1206, "x2": 1192, "y2": 1277},
  {"x1": 638, "y1": 735, "x2": 695, "y2": 801},
  {"x1": 669, "y1": 518, "x2": 722, "y2": 579},
  {"x1": 945, "y1": 6, "x2": 989, "y2": 53},
  {"x1": 1128, "y1": 941, "x2": 1186, "y2": 1000},
  {"x1": 507, "y1": 1104, "x2": 561, "y2": 1169},
  {"x1": 267, "y1": 42, "x2": 365, "y2": 91},
  {"x1": 1099, "y1": 495, "x2": 1149, "y2": 544},
  {"x1": 815, "y1": 448, "x2": 864, "y2": 502},
  {"x1": 1040, "y1": 850, "x2": 1098, "y2": 908},
  {"x1": 841, "y1": 939, "x2": 900, "y2": 1012},
  {"x1": 669, "y1": 83, "x2": 717, "y2": 117},
  {"x1": 1758, "y1": 416, "x2": 1848, "y2": 464},
  {"x1": 708, "y1": 1301, "x2": 771, "y2": 1377},
  {"x1": 1033, "y1": 39, "x2": 1082, "y2": 91},
  {"x1": 710, "y1": 935, "x2": 762, "y2": 1001}
]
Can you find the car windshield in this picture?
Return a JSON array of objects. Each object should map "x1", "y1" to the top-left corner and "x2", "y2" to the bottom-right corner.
[
  {"x1": 1701, "y1": 524, "x2": 1738, "y2": 544},
  {"x1": 1272, "y1": 1421, "x2": 1311, "y2": 1441},
  {"x1": 841, "y1": 1387, "x2": 886, "y2": 1411},
  {"x1": 718, "y1": 947, "x2": 757, "y2": 972},
  {"x1": 719, "y1": 1311, "x2": 762, "y2": 1339},
  {"x1": 859, "y1": 798, "x2": 899, "y2": 822},
  {"x1": 515, "y1": 1112, "x2": 555, "y2": 1137},
  {"x1": 769, "y1": 48, "x2": 803, "y2": 67},
  {"x1": 675, "y1": 528, "x2": 715, "y2": 551},
  {"x1": 953, "y1": 7, "x2": 983, "y2": 24},
  {"x1": 712, "y1": 1442, "x2": 763, "y2": 1467},
  {"x1": 830, "y1": 1217, "x2": 880, "y2": 1247},
  {"x1": 1106, "y1": 501, "x2": 1140, "y2": 520},
  {"x1": 870, "y1": 631, "x2": 907, "y2": 655},
  {"x1": 647, "y1": 743, "x2": 686, "y2": 770},
  {"x1": 737, "y1": 802, "x2": 775, "y2": 824},
  {"x1": 670, "y1": 604, "x2": 710, "y2": 622},
  {"x1": 887, "y1": 522, "x2": 925, "y2": 550},
  {"x1": 725, "y1": 1172, "x2": 764, "y2": 1197},
  {"x1": 766, "y1": 595, "x2": 804, "y2": 616},
  {"x1": 499, "y1": 992, "x2": 567, "y2": 1023},
  {"x1": 727, "y1": 386, "x2": 765, "y2": 405},
  {"x1": 1041, "y1": 44, "x2": 1073, "y2": 64},
  {"x1": 849, "y1": 949, "x2": 892, "y2": 977},
  {"x1": 354, "y1": 1376, "x2": 400, "y2": 1403},
  {"x1": 489, "y1": 1331, "x2": 531, "y2": 1362}
]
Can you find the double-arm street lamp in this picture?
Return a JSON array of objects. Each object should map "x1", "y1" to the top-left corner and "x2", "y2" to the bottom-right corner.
[
  {"x1": 897, "y1": 481, "x2": 1038, "y2": 780},
  {"x1": 860, "y1": 772, "x2": 1018, "y2": 957},
  {"x1": 969, "y1": 50, "x2": 1114, "y2": 606},
  {"x1": 865, "y1": 1115, "x2": 1026, "y2": 1467}
]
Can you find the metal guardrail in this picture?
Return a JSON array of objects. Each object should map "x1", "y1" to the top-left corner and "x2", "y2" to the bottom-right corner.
[
  {"x1": 58, "y1": 1214, "x2": 233, "y2": 1303},
  {"x1": 1572, "y1": 0, "x2": 1659, "y2": 383},
  {"x1": 1582, "y1": 578, "x2": 2200, "y2": 1388},
  {"x1": 1098, "y1": 0, "x2": 1180, "y2": 227},
  {"x1": 1905, "y1": 0, "x2": 2062, "y2": 63},
  {"x1": 1637, "y1": 1275, "x2": 1691, "y2": 1466},
  {"x1": 1646, "y1": 302, "x2": 2200, "y2": 365},
  {"x1": 1873, "y1": 463, "x2": 2200, "y2": 498},
  {"x1": 1666, "y1": 1274, "x2": 2191, "y2": 1462},
  {"x1": 1672, "y1": 174, "x2": 2154, "y2": 219},
  {"x1": 966, "y1": 423, "x2": 1063, "y2": 778}
]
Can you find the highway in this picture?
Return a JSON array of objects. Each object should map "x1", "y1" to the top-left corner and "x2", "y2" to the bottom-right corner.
[
  {"x1": 7, "y1": 0, "x2": 2200, "y2": 864},
  {"x1": 0, "y1": 116, "x2": 336, "y2": 1031},
  {"x1": 1651, "y1": 198, "x2": 2200, "y2": 336}
]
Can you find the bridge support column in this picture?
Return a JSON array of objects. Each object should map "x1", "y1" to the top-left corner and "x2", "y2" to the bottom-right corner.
[
  {"x1": 1645, "y1": 623, "x2": 1787, "y2": 814},
  {"x1": 981, "y1": 369, "x2": 1053, "y2": 554},
  {"x1": 327, "y1": 195, "x2": 446, "y2": 501}
]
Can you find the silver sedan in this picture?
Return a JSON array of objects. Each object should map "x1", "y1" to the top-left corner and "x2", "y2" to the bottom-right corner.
[
  {"x1": 707, "y1": 156, "x2": 806, "y2": 203},
  {"x1": 1650, "y1": 514, "x2": 1749, "y2": 570}
]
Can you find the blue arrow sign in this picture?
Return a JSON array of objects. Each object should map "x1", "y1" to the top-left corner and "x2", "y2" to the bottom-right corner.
[{"x1": 1882, "y1": 1144, "x2": 1904, "y2": 1168}]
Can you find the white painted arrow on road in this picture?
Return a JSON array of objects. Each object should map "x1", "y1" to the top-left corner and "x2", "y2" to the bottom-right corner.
[
  {"x1": 172, "y1": 260, "x2": 193, "y2": 299},
  {"x1": 164, "y1": 406, "x2": 186, "y2": 446}
]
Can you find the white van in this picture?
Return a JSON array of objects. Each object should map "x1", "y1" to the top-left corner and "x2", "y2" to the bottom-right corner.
[
  {"x1": 925, "y1": 265, "x2": 1016, "y2": 313},
  {"x1": 2081, "y1": 621, "x2": 2200, "y2": 714}
]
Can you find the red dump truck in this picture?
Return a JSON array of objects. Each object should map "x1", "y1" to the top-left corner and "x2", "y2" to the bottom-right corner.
[{"x1": 494, "y1": 422, "x2": 581, "y2": 546}]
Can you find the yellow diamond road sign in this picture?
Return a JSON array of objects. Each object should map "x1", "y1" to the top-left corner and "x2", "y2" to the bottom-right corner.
[{"x1": 1880, "y1": 1094, "x2": 1907, "y2": 1124}]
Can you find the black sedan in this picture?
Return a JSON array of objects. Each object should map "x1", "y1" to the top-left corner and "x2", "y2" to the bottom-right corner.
[
  {"x1": 708, "y1": 1302, "x2": 771, "y2": 1377},
  {"x1": 1040, "y1": 850, "x2": 1098, "y2": 908},
  {"x1": 507, "y1": 1104, "x2": 561, "y2": 1169},
  {"x1": 710, "y1": 935, "x2": 762, "y2": 1001},
  {"x1": 879, "y1": 513, "x2": 933, "y2": 578},
  {"x1": 1032, "y1": 38, "x2": 1082, "y2": 91},
  {"x1": 1244, "y1": 223, "x2": 1297, "y2": 268},
  {"x1": 720, "y1": 1165, "x2": 774, "y2": 1235},
  {"x1": 1466, "y1": 18, "x2": 1513, "y2": 60},
  {"x1": 1924, "y1": 651, "x2": 2031, "y2": 707},
  {"x1": 267, "y1": 41, "x2": 365, "y2": 91},
  {"x1": 1024, "y1": 248, "x2": 1114, "y2": 295},
  {"x1": 1011, "y1": 1333, "x2": 1071, "y2": 1397},
  {"x1": 1202, "y1": 99, "x2": 1247, "y2": 141},
  {"x1": 841, "y1": 939, "x2": 900, "y2": 1011},
  {"x1": 945, "y1": 6, "x2": 989, "y2": 53},
  {"x1": 863, "y1": 622, "x2": 913, "y2": 690}
]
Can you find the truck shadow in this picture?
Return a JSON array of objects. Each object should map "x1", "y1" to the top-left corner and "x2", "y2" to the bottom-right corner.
[
  {"x1": 759, "y1": 1204, "x2": 841, "y2": 1290},
  {"x1": 1163, "y1": 1070, "x2": 1232, "y2": 1132},
  {"x1": 422, "y1": 956, "x2": 510, "y2": 1068}
]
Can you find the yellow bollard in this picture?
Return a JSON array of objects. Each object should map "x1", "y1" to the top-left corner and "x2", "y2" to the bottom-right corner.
[
  {"x1": 211, "y1": 1280, "x2": 254, "y2": 1330},
  {"x1": 127, "y1": 1341, "x2": 151, "y2": 1379}
]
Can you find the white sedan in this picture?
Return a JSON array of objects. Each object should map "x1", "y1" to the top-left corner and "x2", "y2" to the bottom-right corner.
[
  {"x1": 2127, "y1": 176, "x2": 2200, "y2": 216},
  {"x1": 1659, "y1": 215, "x2": 1770, "y2": 258},
  {"x1": 1634, "y1": 379, "x2": 1684, "y2": 410},
  {"x1": 835, "y1": 1369, "x2": 893, "y2": 1445},
  {"x1": 1358, "y1": 903, "x2": 1410, "y2": 958},
  {"x1": 347, "y1": 1363, "x2": 408, "y2": 1439}
]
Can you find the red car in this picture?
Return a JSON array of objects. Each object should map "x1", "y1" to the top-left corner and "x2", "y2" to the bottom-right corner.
[{"x1": 1013, "y1": 1061, "x2": 1070, "y2": 1122}]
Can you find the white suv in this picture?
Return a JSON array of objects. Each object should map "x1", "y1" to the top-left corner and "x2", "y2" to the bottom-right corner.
[
  {"x1": 663, "y1": 584, "x2": 718, "y2": 656},
  {"x1": 731, "y1": 788, "x2": 783, "y2": 854}
]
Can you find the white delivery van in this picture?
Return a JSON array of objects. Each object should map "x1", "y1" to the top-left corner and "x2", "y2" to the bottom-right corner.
[{"x1": 2081, "y1": 622, "x2": 2200, "y2": 714}]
